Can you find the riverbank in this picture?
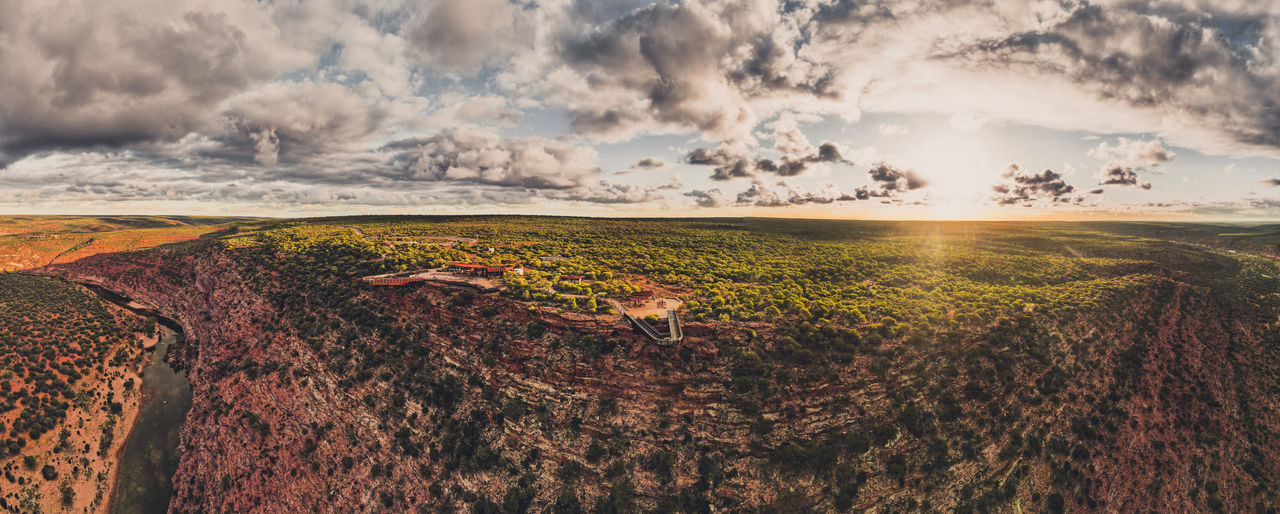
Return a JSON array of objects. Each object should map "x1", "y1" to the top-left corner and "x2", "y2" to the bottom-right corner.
[
  {"x1": 0, "y1": 295, "x2": 147, "y2": 513},
  {"x1": 106, "y1": 325, "x2": 192, "y2": 514},
  {"x1": 30, "y1": 364, "x2": 141, "y2": 513},
  {"x1": 99, "y1": 328, "x2": 175, "y2": 514},
  {"x1": 63, "y1": 276, "x2": 193, "y2": 514},
  {"x1": 0, "y1": 274, "x2": 192, "y2": 513},
  {"x1": 19, "y1": 270, "x2": 196, "y2": 513}
]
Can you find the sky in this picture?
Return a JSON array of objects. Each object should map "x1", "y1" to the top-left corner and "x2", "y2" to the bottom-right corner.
[{"x1": 3, "y1": 0, "x2": 1280, "y2": 220}]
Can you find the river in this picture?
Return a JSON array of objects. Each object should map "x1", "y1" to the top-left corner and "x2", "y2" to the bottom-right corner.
[
  {"x1": 65, "y1": 280, "x2": 192, "y2": 513},
  {"x1": 110, "y1": 324, "x2": 192, "y2": 514}
]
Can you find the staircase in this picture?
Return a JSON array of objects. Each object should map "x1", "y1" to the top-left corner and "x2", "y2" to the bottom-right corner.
[{"x1": 624, "y1": 310, "x2": 683, "y2": 345}]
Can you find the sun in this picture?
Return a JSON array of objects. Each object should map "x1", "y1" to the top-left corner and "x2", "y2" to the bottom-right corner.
[
  {"x1": 901, "y1": 124, "x2": 1007, "y2": 218},
  {"x1": 928, "y1": 198, "x2": 986, "y2": 220}
]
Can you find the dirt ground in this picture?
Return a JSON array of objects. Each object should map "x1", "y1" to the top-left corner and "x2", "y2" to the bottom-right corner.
[
  {"x1": 626, "y1": 297, "x2": 684, "y2": 318},
  {"x1": 0, "y1": 314, "x2": 147, "y2": 512},
  {"x1": 138, "y1": 330, "x2": 160, "y2": 350},
  {"x1": 410, "y1": 269, "x2": 502, "y2": 290}
]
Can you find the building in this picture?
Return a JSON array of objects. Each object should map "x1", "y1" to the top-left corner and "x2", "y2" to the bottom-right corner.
[
  {"x1": 450, "y1": 262, "x2": 520, "y2": 278},
  {"x1": 448, "y1": 262, "x2": 488, "y2": 275},
  {"x1": 561, "y1": 274, "x2": 585, "y2": 283},
  {"x1": 628, "y1": 290, "x2": 654, "y2": 306},
  {"x1": 484, "y1": 265, "x2": 514, "y2": 277}
]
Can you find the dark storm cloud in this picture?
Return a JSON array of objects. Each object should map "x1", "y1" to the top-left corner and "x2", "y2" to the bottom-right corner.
[
  {"x1": 634, "y1": 157, "x2": 668, "y2": 169},
  {"x1": 216, "y1": 82, "x2": 387, "y2": 166},
  {"x1": 958, "y1": 3, "x2": 1280, "y2": 153},
  {"x1": 0, "y1": 0, "x2": 303, "y2": 162},
  {"x1": 384, "y1": 129, "x2": 607, "y2": 189},
  {"x1": 734, "y1": 180, "x2": 859, "y2": 207},
  {"x1": 1099, "y1": 166, "x2": 1153, "y2": 189},
  {"x1": 557, "y1": 1, "x2": 836, "y2": 141},
  {"x1": 990, "y1": 164, "x2": 1078, "y2": 206},
  {"x1": 684, "y1": 188, "x2": 729, "y2": 207},
  {"x1": 687, "y1": 141, "x2": 846, "y2": 181},
  {"x1": 866, "y1": 162, "x2": 928, "y2": 194}
]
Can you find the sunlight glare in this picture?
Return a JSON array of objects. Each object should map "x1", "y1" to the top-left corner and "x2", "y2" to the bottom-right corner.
[{"x1": 907, "y1": 125, "x2": 1005, "y2": 217}]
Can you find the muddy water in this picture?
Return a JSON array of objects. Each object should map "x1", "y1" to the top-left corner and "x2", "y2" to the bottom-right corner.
[{"x1": 66, "y1": 280, "x2": 192, "y2": 513}]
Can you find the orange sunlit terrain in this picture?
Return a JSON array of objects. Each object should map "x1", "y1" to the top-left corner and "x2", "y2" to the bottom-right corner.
[{"x1": 0, "y1": 216, "x2": 252, "y2": 272}]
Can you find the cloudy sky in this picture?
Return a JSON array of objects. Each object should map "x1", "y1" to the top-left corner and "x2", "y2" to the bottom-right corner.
[{"x1": 4, "y1": 0, "x2": 1280, "y2": 219}]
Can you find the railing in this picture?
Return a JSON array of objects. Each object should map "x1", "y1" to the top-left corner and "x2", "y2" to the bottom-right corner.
[
  {"x1": 624, "y1": 313, "x2": 665, "y2": 341},
  {"x1": 667, "y1": 310, "x2": 683, "y2": 342},
  {"x1": 625, "y1": 311, "x2": 683, "y2": 345},
  {"x1": 363, "y1": 277, "x2": 423, "y2": 285}
]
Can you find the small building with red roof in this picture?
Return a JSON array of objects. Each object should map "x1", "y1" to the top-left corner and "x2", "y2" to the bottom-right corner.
[
  {"x1": 628, "y1": 290, "x2": 654, "y2": 306},
  {"x1": 447, "y1": 262, "x2": 487, "y2": 275}
]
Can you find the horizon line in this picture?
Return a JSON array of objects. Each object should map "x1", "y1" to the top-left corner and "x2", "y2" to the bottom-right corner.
[{"x1": 1, "y1": 212, "x2": 1278, "y2": 225}]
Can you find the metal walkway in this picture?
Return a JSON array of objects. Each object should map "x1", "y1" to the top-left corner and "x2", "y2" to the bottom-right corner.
[
  {"x1": 624, "y1": 310, "x2": 683, "y2": 345},
  {"x1": 667, "y1": 310, "x2": 683, "y2": 342}
]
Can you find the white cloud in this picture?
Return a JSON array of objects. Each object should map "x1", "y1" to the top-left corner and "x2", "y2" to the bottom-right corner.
[
  {"x1": 877, "y1": 124, "x2": 909, "y2": 136},
  {"x1": 1088, "y1": 138, "x2": 1177, "y2": 167},
  {"x1": 221, "y1": 81, "x2": 387, "y2": 165},
  {"x1": 420, "y1": 94, "x2": 524, "y2": 129},
  {"x1": 404, "y1": 0, "x2": 532, "y2": 73},
  {"x1": 5, "y1": 0, "x2": 1280, "y2": 216},
  {"x1": 0, "y1": 0, "x2": 308, "y2": 162},
  {"x1": 949, "y1": 114, "x2": 988, "y2": 133},
  {"x1": 1087, "y1": 137, "x2": 1175, "y2": 189},
  {"x1": 684, "y1": 188, "x2": 730, "y2": 207}
]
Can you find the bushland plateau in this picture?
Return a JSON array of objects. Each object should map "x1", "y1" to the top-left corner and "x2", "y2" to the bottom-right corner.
[{"x1": 2, "y1": 215, "x2": 1279, "y2": 513}]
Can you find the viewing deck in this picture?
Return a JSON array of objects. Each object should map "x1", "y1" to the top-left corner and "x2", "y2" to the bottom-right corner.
[
  {"x1": 624, "y1": 309, "x2": 683, "y2": 346},
  {"x1": 362, "y1": 276, "x2": 424, "y2": 286},
  {"x1": 360, "y1": 269, "x2": 503, "y2": 292}
]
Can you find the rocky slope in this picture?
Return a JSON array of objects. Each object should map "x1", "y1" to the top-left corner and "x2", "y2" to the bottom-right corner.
[{"x1": 42, "y1": 241, "x2": 1280, "y2": 512}]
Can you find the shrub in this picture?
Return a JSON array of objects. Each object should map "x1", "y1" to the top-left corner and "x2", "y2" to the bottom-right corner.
[
  {"x1": 59, "y1": 479, "x2": 75, "y2": 505},
  {"x1": 1046, "y1": 493, "x2": 1065, "y2": 513}
]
